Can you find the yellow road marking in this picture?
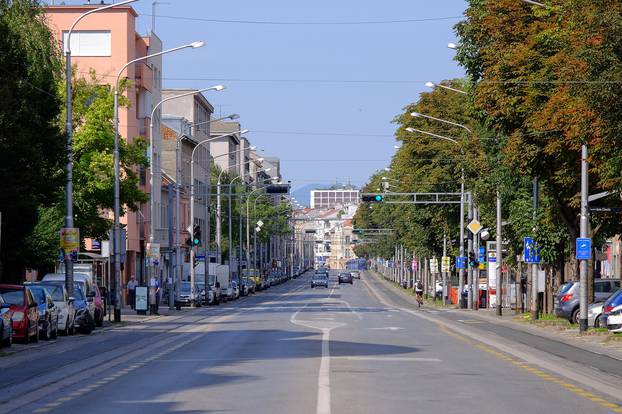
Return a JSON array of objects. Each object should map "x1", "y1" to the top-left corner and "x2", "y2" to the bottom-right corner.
[{"x1": 437, "y1": 321, "x2": 622, "y2": 413}]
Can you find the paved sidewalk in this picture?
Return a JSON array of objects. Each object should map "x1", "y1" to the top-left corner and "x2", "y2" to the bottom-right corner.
[{"x1": 369, "y1": 269, "x2": 622, "y2": 361}]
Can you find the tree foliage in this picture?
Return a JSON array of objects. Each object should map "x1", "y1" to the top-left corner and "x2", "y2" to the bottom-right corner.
[{"x1": 0, "y1": 0, "x2": 64, "y2": 279}]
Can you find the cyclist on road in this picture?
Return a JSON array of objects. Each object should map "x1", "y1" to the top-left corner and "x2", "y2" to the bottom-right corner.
[{"x1": 415, "y1": 280, "x2": 424, "y2": 307}]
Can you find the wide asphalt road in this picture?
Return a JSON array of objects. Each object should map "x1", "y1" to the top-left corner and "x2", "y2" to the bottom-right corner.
[{"x1": 3, "y1": 270, "x2": 622, "y2": 414}]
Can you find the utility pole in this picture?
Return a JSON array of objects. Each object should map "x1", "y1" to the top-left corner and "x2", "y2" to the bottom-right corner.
[
  {"x1": 458, "y1": 170, "x2": 465, "y2": 308},
  {"x1": 473, "y1": 207, "x2": 480, "y2": 310},
  {"x1": 467, "y1": 196, "x2": 474, "y2": 309},
  {"x1": 579, "y1": 145, "x2": 589, "y2": 332},
  {"x1": 531, "y1": 178, "x2": 540, "y2": 320},
  {"x1": 443, "y1": 233, "x2": 447, "y2": 306},
  {"x1": 496, "y1": 191, "x2": 502, "y2": 316}
]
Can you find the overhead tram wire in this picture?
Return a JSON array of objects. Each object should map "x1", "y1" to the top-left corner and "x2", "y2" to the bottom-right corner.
[{"x1": 141, "y1": 14, "x2": 463, "y2": 25}]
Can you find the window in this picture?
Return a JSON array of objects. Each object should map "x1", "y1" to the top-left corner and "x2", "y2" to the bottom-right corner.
[{"x1": 63, "y1": 31, "x2": 111, "y2": 57}]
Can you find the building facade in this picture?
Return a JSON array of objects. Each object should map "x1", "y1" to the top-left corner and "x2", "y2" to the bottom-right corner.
[
  {"x1": 44, "y1": 4, "x2": 162, "y2": 285},
  {"x1": 310, "y1": 188, "x2": 360, "y2": 209}
]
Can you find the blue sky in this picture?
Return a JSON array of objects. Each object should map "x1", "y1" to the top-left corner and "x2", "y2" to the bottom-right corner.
[{"x1": 61, "y1": 0, "x2": 467, "y2": 191}]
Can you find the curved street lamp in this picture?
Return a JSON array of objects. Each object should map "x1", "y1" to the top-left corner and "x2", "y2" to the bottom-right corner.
[
  {"x1": 111, "y1": 39, "x2": 204, "y2": 322},
  {"x1": 63, "y1": 0, "x2": 138, "y2": 299}
]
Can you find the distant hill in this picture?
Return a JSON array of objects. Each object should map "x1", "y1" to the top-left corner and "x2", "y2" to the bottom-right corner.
[{"x1": 291, "y1": 184, "x2": 329, "y2": 207}]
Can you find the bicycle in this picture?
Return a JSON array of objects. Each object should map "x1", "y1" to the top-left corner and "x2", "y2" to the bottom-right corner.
[{"x1": 415, "y1": 291, "x2": 423, "y2": 308}]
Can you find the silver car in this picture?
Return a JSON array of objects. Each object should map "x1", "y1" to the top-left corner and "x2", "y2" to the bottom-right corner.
[{"x1": 587, "y1": 302, "x2": 604, "y2": 328}]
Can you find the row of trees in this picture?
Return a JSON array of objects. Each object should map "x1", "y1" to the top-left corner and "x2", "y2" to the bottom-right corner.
[
  {"x1": 0, "y1": 0, "x2": 290, "y2": 280},
  {"x1": 354, "y1": 0, "x2": 622, "y2": 285}
]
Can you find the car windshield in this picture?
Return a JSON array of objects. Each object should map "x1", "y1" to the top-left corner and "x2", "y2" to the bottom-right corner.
[
  {"x1": 28, "y1": 286, "x2": 48, "y2": 304},
  {"x1": 41, "y1": 285, "x2": 64, "y2": 301},
  {"x1": 0, "y1": 288, "x2": 24, "y2": 306},
  {"x1": 72, "y1": 287, "x2": 85, "y2": 301},
  {"x1": 181, "y1": 282, "x2": 191, "y2": 293}
]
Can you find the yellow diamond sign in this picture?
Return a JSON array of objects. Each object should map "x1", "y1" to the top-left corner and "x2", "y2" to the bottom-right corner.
[{"x1": 467, "y1": 219, "x2": 482, "y2": 235}]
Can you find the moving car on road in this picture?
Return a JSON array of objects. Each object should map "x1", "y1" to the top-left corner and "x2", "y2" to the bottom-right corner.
[
  {"x1": 26, "y1": 285, "x2": 59, "y2": 340},
  {"x1": 0, "y1": 294, "x2": 13, "y2": 347},
  {"x1": 0, "y1": 284, "x2": 39, "y2": 343},
  {"x1": 350, "y1": 270, "x2": 360, "y2": 279},
  {"x1": 338, "y1": 272, "x2": 353, "y2": 285},
  {"x1": 311, "y1": 273, "x2": 329, "y2": 288}
]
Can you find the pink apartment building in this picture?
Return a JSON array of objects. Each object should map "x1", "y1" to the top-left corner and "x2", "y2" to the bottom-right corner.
[{"x1": 44, "y1": 5, "x2": 163, "y2": 287}]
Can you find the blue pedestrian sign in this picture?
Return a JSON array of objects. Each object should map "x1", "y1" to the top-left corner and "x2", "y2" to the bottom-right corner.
[
  {"x1": 576, "y1": 238, "x2": 592, "y2": 260},
  {"x1": 524, "y1": 237, "x2": 541, "y2": 264},
  {"x1": 456, "y1": 256, "x2": 466, "y2": 269},
  {"x1": 478, "y1": 246, "x2": 486, "y2": 263}
]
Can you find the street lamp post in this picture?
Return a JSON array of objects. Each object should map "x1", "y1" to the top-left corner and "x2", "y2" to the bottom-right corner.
[
  {"x1": 187, "y1": 130, "x2": 248, "y2": 306},
  {"x1": 406, "y1": 126, "x2": 469, "y2": 308},
  {"x1": 64, "y1": 0, "x2": 138, "y2": 298},
  {"x1": 173, "y1": 114, "x2": 239, "y2": 309},
  {"x1": 226, "y1": 167, "x2": 271, "y2": 288},
  {"x1": 215, "y1": 158, "x2": 264, "y2": 265},
  {"x1": 113, "y1": 40, "x2": 204, "y2": 322},
  {"x1": 148, "y1": 86, "x2": 225, "y2": 310}
]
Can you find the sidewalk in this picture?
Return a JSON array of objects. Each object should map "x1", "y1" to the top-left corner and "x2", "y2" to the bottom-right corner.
[
  {"x1": 369, "y1": 269, "x2": 622, "y2": 361},
  {"x1": 101, "y1": 305, "x2": 189, "y2": 327}
]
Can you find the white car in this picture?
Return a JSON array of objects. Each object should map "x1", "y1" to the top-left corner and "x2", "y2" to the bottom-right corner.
[
  {"x1": 40, "y1": 283, "x2": 75, "y2": 336},
  {"x1": 606, "y1": 304, "x2": 622, "y2": 333}
]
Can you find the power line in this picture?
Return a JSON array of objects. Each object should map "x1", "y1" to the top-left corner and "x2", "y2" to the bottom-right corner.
[{"x1": 143, "y1": 14, "x2": 463, "y2": 26}]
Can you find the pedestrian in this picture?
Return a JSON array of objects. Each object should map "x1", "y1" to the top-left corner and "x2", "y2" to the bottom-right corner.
[
  {"x1": 127, "y1": 275, "x2": 137, "y2": 310},
  {"x1": 149, "y1": 275, "x2": 160, "y2": 315}
]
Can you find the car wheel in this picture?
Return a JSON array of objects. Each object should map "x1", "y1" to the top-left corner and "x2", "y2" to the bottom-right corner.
[
  {"x1": 31, "y1": 322, "x2": 39, "y2": 343},
  {"x1": 5, "y1": 327, "x2": 12, "y2": 348},
  {"x1": 51, "y1": 317, "x2": 58, "y2": 339},
  {"x1": 571, "y1": 308, "x2": 580, "y2": 324},
  {"x1": 41, "y1": 319, "x2": 51, "y2": 340},
  {"x1": 594, "y1": 316, "x2": 601, "y2": 329}
]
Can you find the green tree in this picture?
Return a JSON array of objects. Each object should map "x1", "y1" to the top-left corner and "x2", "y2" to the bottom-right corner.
[{"x1": 0, "y1": 0, "x2": 65, "y2": 279}]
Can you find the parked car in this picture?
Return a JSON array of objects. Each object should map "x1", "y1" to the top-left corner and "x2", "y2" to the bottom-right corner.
[
  {"x1": 71, "y1": 285, "x2": 94, "y2": 334},
  {"x1": 350, "y1": 271, "x2": 361, "y2": 279},
  {"x1": 0, "y1": 285, "x2": 39, "y2": 343},
  {"x1": 554, "y1": 279, "x2": 621, "y2": 323},
  {"x1": 606, "y1": 304, "x2": 622, "y2": 333},
  {"x1": 311, "y1": 274, "x2": 329, "y2": 288},
  {"x1": 176, "y1": 282, "x2": 199, "y2": 307},
  {"x1": 26, "y1": 285, "x2": 59, "y2": 340},
  {"x1": 247, "y1": 278, "x2": 256, "y2": 294},
  {"x1": 32, "y1": 282, "x2": 76, "y2": 335},
  {"x1": 338, "y1": 272, "x2": 353, "y2": 285},
  {"x1": 230, "y1": 281, "x2": 240, "y2": 299},
  {"x1": 599, "y1": 288, "x2": 622, "y2": 328},
  {"x1": 587, "y1": 302, "x2": 604, "y2": 328},
  {"x1": 0, "y1": 294, "x2": 13, "y2": 347},
  {"x1": 42, "y1": 273, "x2": 105, "y2": 327}
]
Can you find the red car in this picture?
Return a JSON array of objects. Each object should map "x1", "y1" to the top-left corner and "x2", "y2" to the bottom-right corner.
[{"x1": 0, "y1": 285, "x2": 39, "y2": 343}]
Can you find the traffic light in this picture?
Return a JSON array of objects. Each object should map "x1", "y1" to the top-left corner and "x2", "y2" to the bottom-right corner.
[
  {"x1": 193, "y1": 225, "x2": 201, "y2": 246},
  {"x1": 361, "y1": 194, "x2": 384, "y2": 203},
  {"x1": 468, "y1": 251, "x2": 478, "y2": 268},
  {"x1": 266, "y1": 184, "x2": 290, "y2": 194}
]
